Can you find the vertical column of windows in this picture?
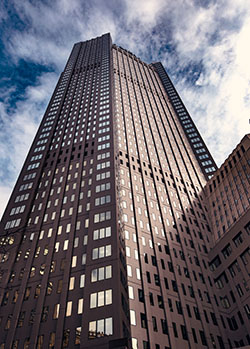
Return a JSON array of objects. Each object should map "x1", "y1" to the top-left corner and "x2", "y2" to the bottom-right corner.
[
  {"x1": 146, "y1": 61, "x2": 221, "y2": 334},
  {"x1": 152, "y1": 63, "x2": 216, "y2": 178},
  {"x1": 115, "y1": 47, "x2": 169, "y2": 347},
  {"x1": 143, "y1": 62, "x2": 226, "y2": 348},
  {"x1": 127, "y1": 53, "x2": 178, "y2": 348},
  {"x1": 114, "y1": 46, "x2": 223, "y2": 349}
]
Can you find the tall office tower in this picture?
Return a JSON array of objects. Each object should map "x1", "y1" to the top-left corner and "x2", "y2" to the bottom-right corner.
[{"x1": 0, "y1": 33, "x2": 246, "y2": 349}]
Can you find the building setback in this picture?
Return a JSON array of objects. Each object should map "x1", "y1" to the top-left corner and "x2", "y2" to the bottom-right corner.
[{"x1": 0, "y1": 33, "x2": 249, "y2": 349}]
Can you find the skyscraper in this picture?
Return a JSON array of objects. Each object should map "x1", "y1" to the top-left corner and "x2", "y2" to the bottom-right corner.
[{"x1": 0, "y1": 33, "x2": 248, "y2": 349}]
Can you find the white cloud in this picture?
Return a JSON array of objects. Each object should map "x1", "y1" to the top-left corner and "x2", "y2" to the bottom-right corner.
[
  {"x1": 124, "y1": 0, "x2": 166, "y2": 26},
  {"x1": 167, "y1": 1, "x2": 250, "y2": 166},
  {"x1": 0, "y1": 186, "x2": 12, "y2": 220},
  {"x1": 0, "y1": 72, "x2": 58, "y2": 218}
]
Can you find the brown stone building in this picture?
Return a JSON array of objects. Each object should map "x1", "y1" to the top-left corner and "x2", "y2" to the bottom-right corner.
[
  {"x1": 205, "y1": 135, "x2": 250, "y2": 348},
  {"x1": 0, "y1": 33, "x2": 249, "y2": 349},
  {"x1": 206, "y1": 135, "x2": 249, "y2": 243}
]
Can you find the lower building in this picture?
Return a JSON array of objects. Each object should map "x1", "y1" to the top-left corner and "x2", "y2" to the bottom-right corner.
[{"x1": 206, "y1": 135, "x2": 250, "y2": 348}]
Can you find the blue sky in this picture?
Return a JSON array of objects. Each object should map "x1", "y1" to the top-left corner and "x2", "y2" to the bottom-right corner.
[{"x1": 0, "y1": 0, "x2": 250, "y2": 217}]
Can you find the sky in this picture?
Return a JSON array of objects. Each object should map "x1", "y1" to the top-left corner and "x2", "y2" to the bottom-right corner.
[{"x1": 0, "y1": 0, "x2": 249, "y2": 218}]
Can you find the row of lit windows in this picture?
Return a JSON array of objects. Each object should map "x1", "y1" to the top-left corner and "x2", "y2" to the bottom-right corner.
[
  {"x1": 36, "y1": 139, "x2": 47, "y2": 145},
  {"x1": 92, "y1": 244, "x2": 112, "y2": 260},
  {"x1": 15, "y1": 193, "x2": 29, "y2": 203},
  {"x1": 90, "y1": 289, "x2": 112, "y2": 308},
  {"x1": 4, "y1": 218, "x2": 21, "y2": 230},
  {"x1": 93, "y1": 226, "x2": 111, "y2": 240},
  {"x1": 97, "y1": 151, "x2": 110, "y2": 160},
  {"x1": 39, "y1": 132, "x2": 49, "y2": 139},
  {"x1": 19, "y1": 182, "x2": 33, "y2": 191},
  {"x1": 27, "y1": 162, "x2": 40, "y2": 170},
  {"x1": 95, "y1": 182, "x2": 111, "y2": 192},
  {"x1": 23, "y1": 172, "x2": 36, "y2": 181},
  {"x1": 160, "y1": 80, "x2": 213, "y2": 167},
  {"x1": 10, "y1": 205, "x2": 25, "y2": 216},
  {"x1": 49, "y1": 113, "x2": 111, "y2": 147},
  {"x1": 88, "y1": 317, "x2": 113, "y2": 338},
  {"x1": 2, "y1": 299, "x2": 84, "y2": 332},
  {"x1": 98, "y1": 142, "x2": 110, "y2": 150},
  {"x1": 91, "y1": 265, "x2": 112, "y2": 282},
  {"x1": 95, "y1": 195, "x2": 111, "y2": 206},
  {"x1": 98, "y1": 127, "x2": 110, "y2": 134}
]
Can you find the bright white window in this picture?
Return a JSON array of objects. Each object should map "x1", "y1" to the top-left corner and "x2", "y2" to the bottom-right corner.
[{"x1": 130, "y1": 310, "x2": 136, "y2": 325}]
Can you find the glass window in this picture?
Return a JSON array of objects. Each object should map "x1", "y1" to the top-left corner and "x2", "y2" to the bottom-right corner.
[
  {"x1": 99, "y1": 246, "x2": 105, "y2": 258},
  {"x1": 106, "y1": 289, "x2": 112, "y2": 305},
  {"x1": 78, "y1": 298, "x2": 83, "y2": 314},
  {"x1": 80, "y1": 274, "x2": 85, "y2": 288},
  {"x1": 57, "y1": 280, "x2": 63, "y2": 293},
  {"x1": 91, "y1": 269, "x2": 98, "y2": 282},
  {"x1": 92, "y1": 248, "x2": 98, "y2": 260},
  {"x1": 97, "y1": 319, "x2": 105, "y2": 336},
  {"x1": 53, "y1": 304, "x2": 60, "y2": 319},
  {"x1": 106, "y1": 245, "x2": 111, "y2": 256},
  {"x1": 130, "y1": 310, "x2": 136, "y2": 325},
  {"x1": 128, "y1": 286, "x2": 134, "y2": 299},
  {"x1": 132, "y1": 338, "x2": 138, "y2": 349},
  {"x1": 69, "y1": 277, "x2": 75, "y2": 290},
  {"x1": 75, "y1": 327, "x2": 81, "y2": 345},
  {"x1": 105, "y1": 317, "x2": 112, "y2": 335},
  {"x1": 66, "y1": 301, "x2": 72, "y2": 317},
  {"x1": 106, "y1": 265, "x2": 112, "y2": 279},
  {"x1": 71, "y1": 256, "x2": 77, "y2": 267},
  {"x1": 82, "y1": 254, "x2": 86, "y2": 265},
  {"x1": 99, "y1": 267, "x2": 105, "y2": 280},
  {"x1": 89, "y1": 321, "x2": 96, "y2": 339},
  {"x1": 90, "y1": 293, "x2": 97, "y2": 308},
  {"x1": 127, "y1": 265, "x2": 132, "y2": 277},
  {"x1": 222, "y1": 244, "x2": 232, "y2": 259}
]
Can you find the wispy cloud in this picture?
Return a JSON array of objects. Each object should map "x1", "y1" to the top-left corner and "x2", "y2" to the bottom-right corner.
[
  {"x1": 0, "y1": 0, "x2": 249, "y2": 217},
  {"x1": 0, "y1": 72, "x2": 58, "y2": 217},
  {"x1": 165, "y1": 0, "x2": 250, "y2": 165}
]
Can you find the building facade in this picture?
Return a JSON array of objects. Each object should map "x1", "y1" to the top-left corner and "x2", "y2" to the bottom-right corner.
[
  {"x1": 205, "y1": 135, "x2": 250, "y2": 348},
  {"x1": 206, "y1": 135, "x2": 249, "y2": 242},
  {"x1": 0, "y1": 33, "x2": 249, "y2": 349}
]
